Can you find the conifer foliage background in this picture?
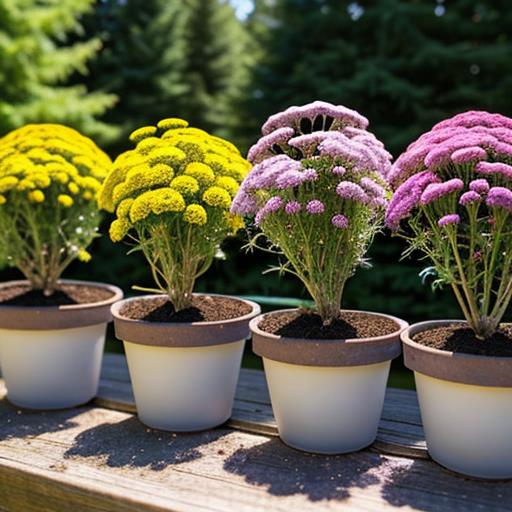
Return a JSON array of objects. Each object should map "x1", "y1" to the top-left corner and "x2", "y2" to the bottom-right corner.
[{"x1": 0, "y1": 0, "x2": 118, "y2": 143}]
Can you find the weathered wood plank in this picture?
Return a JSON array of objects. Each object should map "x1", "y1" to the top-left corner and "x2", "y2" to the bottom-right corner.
[
  {"x1": 95, "y1": 353, "x2": 427, "y2": 459},
  {"x1": 0, "y1": 401, "x2": 510, "y2": 512},
  {"x1": 0, "y1": 401, "x2": 512, "y2": 512}
]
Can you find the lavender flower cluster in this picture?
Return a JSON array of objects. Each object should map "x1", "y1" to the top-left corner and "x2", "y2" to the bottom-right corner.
[
  {"x1": 386, "y1": 111, "x2": 512, "y2": 230},
  {"x1": 231, "y1": 101, "x2": 392, "y2": 229}
]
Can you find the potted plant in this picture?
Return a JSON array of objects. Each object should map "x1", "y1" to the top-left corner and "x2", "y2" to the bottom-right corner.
[
  {"x1": 0, "y1": 124, "x2": 123, "y2": 409},
  {"x1": 100, "y1": 118, "x2": 260, "y2": 432},
  {"x1": 231, "y1": 101, "x2": 407, "y2": 454},
  {"x1": 387, "y1": 110, "x2": 512, "y2": 478}
]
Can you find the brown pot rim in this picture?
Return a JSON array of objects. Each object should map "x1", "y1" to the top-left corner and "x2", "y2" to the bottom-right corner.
[
  {"x1": 0, "y1": 279, "x2": 124, "y2": 331},
  {"x1": 250, "y1": 309, "x2": 407, "y2": 367},
  {"x1": 402, "y1": 320, "x2": 512, "y2": 387},
  {"x1": 111, "y1": 293, "x2": 261, "y2": 347}
]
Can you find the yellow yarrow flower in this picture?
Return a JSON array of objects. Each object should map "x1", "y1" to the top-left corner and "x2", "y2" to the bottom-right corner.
[
  {"x1": 129, "y1": 126, "x2": 157, "y2": 144},
  {"x1": 129, "y1": 188, "x2": 186, "y2": 223},
  {"x1": 68, "y1": 182, "x2": 80, "y2": 195},
  {"x1": 136, "y1": 137, "x2": 163, "y2": 155},
  {"x1": 110, "y1": 218, "x2": 131, "y2": 242},
  {"x1": 183, "y1": 204, "x2": 207, "y2": 225},
  {"x1": 203, "y1": 186, "x2": 231, "y2": 209},
  {"x1": 58, "y1": 194, "x2": 74, "y2": 208},
  {"x1": 99, "y1": 118, "x2": 251, "y2": 246},
  {"x1": 18, "y1": 179, "x2": 36, "y2": 191},
  {"x1": 157, "y1": 118, "x2": 189, "y2": 131},
  {"x1": 116, "y1": 198, "x2": 134, "y2": 219},
  {"x1": 184, "y1": 162, "x2": 215, "y2": 186},
  {"x1": 226, "y1": 213, "x2": 245, "y2": 234},
  {"x1": 0, "y1": 176, "x2": 18, "y2": 193},
  {"x1": 170, "y1": 175, "x2": 199, "y2": 195},
  {"x1": 0, "y1": 195, "x2": 6, "y2": 205},
  {"x1": 28, "y1": 190, "x2": 45, "y2": 203},
  {"x1": 215, "y1": 176, "x2": 239, "y2": 197},
  {"x1": 77, "y1": 249, "x2": 92, "y2": 262}
]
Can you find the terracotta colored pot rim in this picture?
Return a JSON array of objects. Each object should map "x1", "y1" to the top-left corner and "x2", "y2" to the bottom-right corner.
[
  {"x1": 250, "y1": 309, "x2": 407, "y2": 367},
  {"x1": 112, "y1": 293, "x2": 261, "y2": 347},
  {"x1": 402, "y1": 320, "x2": 512, "y2": 387},
  {"x1": 0, "y1": 279, "x2": 123, "y2": 331}
]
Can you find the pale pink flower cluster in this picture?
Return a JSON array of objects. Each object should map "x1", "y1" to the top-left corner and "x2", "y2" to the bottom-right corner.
[{"x1": 232, "y1": 101, "x2": 392, "y2": 227}]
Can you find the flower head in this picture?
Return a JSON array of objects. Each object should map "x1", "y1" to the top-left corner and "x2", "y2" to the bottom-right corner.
[
  {"x1": 438, "y1": 214, "x2": 460, "y2": 227},
  {"x1": 331, "y1": 214, "x2": 349, "y2": 229},
  {"x1": 306, "y1": 199, "x2": 325, "y2": 214}
]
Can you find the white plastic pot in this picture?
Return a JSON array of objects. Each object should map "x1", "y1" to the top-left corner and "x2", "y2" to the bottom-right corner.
[
  {"x1": 251, "y1": 309, "x2": 407, "y2": 454},
  {"x1": 403, "y1": 320, "x2": 512, "y2": 479},
  {"x1": 263, "y1": 357, "x2": 391, "y2": 453},
  {"x1": 0, "y1": 279, "x2": 123, "y2": 410},
  {"x1": 0, "y1": 323, "x2": 106, "y2": 409},
  {"x1": 112, "y1": 294, "x2": 261, "y2": 432},
  {"x1": 124, "y1": 340, "x2": 245, "y2": 431}
]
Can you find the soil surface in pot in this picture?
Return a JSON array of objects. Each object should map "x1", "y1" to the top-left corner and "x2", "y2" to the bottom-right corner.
[
  {"x1": 258, "y1": 310, "x2": 399, "y2": 340},
  {"x1": 0, "y1": 283, "x2": 115, "y2": 307},
  {"x1": 413, "y1": 324, "x2": 512, "y2": 357},
  {"x1": 120, "y1": 295, "x2": 253, "y2": 323}
]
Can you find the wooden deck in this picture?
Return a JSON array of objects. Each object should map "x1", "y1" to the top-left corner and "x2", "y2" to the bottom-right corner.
[{"x1": 0, "y1": 353, "x2": 511, "y2": 511}]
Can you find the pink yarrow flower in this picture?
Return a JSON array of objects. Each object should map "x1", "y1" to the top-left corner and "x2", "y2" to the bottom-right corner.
[
  {"x1": 469, "y1": 179, "x2": 490, "y2": 195},
  {"x1": 459, "y1": 191, "x2": 481, "y2": 206},
  {"x1": 336, "y1": 181, "x2": 369, "y2": 203},
  {"x1": 385, "y1": 171, "x2": 440, "y2": 230},
  {"x1": 438, "y1": 214, "x2": 460, "y2": 227},
  {"x1": 331, "y1": 214, "x2": 349, "y2": 229},
  {"x1": 420, "y1": 178, "x2": 464, "y2": 205},
  {"x1": 475, "y1": 161, "x2": 512, "y2": 180},
  {"x1": 486, "y1": 187, "x2": 512, "y2": 211},
  {"x1": 306, "y1": 200, "x2": 325, "y2": 214},
  {"x1": 284, "y1": 201, "x2": 301, "y2": 214},
  {"x1": 451, "y1": 146, "x2": 487, "y2": 164}
]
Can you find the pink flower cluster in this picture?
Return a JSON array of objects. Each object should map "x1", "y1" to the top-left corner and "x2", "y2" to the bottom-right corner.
[
  {"x1": 386, "y1": 111, "x2": 512, "y2": 230},
  {"x1": 389, "y1": 111, "x2": 512, "y2": 188},
  {"x1": 232, "y1": 101, "x2": 392, "y2": 229}
]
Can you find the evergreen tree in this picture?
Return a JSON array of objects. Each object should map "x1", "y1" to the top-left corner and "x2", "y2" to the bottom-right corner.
[
  {"x1": 85, "y1": 0, "x2": 250, "y2": 150},
  {"x1": 180, "y1": 0, "x2": 251, "y2": 140},
  {"x1": 83, "y1": 0, "x2": 188, "y2": 150},
  {"x1": 243, "y1": 0, "x2": 512, "y2": 156},
  {"x1": 0, "y1": 0, "x2": 117, "y2": 142}
]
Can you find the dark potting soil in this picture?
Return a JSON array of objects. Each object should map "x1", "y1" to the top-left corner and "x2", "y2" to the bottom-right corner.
[
  {"x1": 258, "y1": 310, "x2": 399, "y2": 340},
  {"x1": 0, "y1": 283, "x2": 114, "y2": 307},
  {"x1": 120, "y1": 295, "x2": 253, "y2": 323},
  {"x1": 413, "y1": 324, "x2": 512, "y2": 357}
]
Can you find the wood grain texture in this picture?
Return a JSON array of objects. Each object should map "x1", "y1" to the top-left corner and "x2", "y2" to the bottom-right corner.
[
  {"x1": 94, "y1": 353, "x2": 427, "y2": 458},
  {"x1": 1, "y1": 400, "x2": 511, "y2": 512}
]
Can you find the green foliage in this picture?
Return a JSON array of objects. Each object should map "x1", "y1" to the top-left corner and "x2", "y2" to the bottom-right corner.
[
  {"x1": 82, "y1": 0, "x2": 188, "y2": 149},
  {"x1": 0, "y1": 0, "x2": 118, "y2": 143},
  {"x1": 179, "y1": 0, "x2": 252, "y2": 140},
  {"x1": 84, "y1": 0, "x2": 251, "y2": 150}
]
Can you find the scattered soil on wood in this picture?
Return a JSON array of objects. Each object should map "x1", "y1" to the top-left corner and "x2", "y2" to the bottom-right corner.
[
  {"x1": 0, "y1": 283, "x2": 114, "y2": 307},
  {"x1": 413, "y1": 324, "x2": 512, "y2": 357},
  {"x1": 120, "y1": 295, "x2": 253, "y2": 323},
  {"x1": 258, "y1": 310, "x2": 399, "y2": 340}
]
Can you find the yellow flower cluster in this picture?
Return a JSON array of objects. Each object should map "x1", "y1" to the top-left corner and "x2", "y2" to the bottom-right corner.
[
  {"x1": 100, "y1": 118, "x2": 250, "y2": 242},
  {"x1": 0, "y1": 124, "x2": 111, "y2": 206}
]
